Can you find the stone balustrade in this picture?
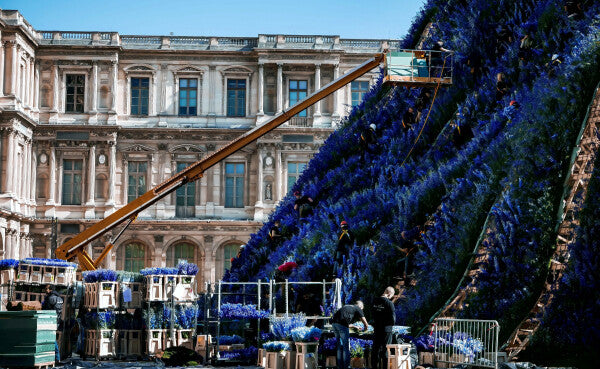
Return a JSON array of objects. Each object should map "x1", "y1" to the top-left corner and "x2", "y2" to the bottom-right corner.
[{"x1": 36, "y1": 31, "x2": 398, "y2": 52}]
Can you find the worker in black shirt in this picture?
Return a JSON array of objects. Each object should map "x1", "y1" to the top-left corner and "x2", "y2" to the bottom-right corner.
[
  {"x1": 269, "y1": 220, "x2": 282, "y2": 243},
  {"x1": 332, "y1": 301, "x2": 369, "y2": 369},
  {"x1": 294, "y1": 191, "x2": 314, "y2": 220},
  {"x1": 371, "y1": 287, "x2": 396, "y2": 369},
  {"x1": 336, "y1": 221, "x2": 354, "y2": 266}
]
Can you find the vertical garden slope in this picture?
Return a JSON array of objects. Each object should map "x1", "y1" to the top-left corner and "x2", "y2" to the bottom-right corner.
[{"x1": 225, "y1": 0, "x2": 600, "y2": 360}]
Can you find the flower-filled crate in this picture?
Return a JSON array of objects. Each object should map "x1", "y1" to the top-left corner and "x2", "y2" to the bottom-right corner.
[
  {"x1": 325, "y1": 356, "x2": 336, "y2": 368},
  {"x1": 42, "y1": 266, "x2": 56, "y2": 284},
  {"x1": 16, "y1": 263, "x2": 30, "y2": 283},
  {"x1": 257, "y1": 348, "x2": 268, "y2": 367},
  {"x1": 27, "y1": 292, "x2": 44, "y2": 304},
  {"x1": 177, "y1": 329, "x2": 194, "y2": 350},
  {"x1": 168, "y1": 275, "x2": 197, "y2": 302},
  {"x1": 265, "y1": 351, "x2": 286, "y2": 369},
  {"x1": 146, "y1": 329, "x2": 164, "y2": 355},
  {"x1": 85, "y1": 329, "x2": 116, "y2": 357},
  {"x1": 118, "y1": 330, "x2": 142, "y2": 357},
  {"x1": 29, "y1": 265, "x2": 43, "y2": 284},
  {"x1": 386, "y1": 344, "x2": 411, "y2": 369},
  {"x1": 144, "y1": 275, "x2": 165, "y2": 301},
  {"x1": 84, "y1": 282, "x2": 118, "y2": 309},
  {"x1": 0, "y1": 259, "x2": 19, "y2": 285},
  {"x1": 55, "y1": 266, "x2": 76, "y2": 286},
  {"x1": 121, "y1": 282, "x2": 143, "y2": 308},
  {"x1": 163, "y1": 329, "x2": 176, "y2": 350}
]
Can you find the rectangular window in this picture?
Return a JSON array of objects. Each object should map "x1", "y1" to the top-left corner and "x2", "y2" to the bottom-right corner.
[
  {"x1": 65, "y1": 74, "x2": 85, "y2": 113},
  {"x1": 227, "y1": 79, "x2": 246, "y2": 117},
  {"x1": 179, "y1": 78, "x2": 198, "y2": 116},
  {"x1": 224, "y1": 163, "x2": 244, "y2": 208},
  {"x1": 287, "y1": 162, "x2": 307, "y2": 191},
  {"x1": 62, "y1": 159, "x2": 82, "y2": 205},
  {"x1": 351, "y1": 81, "x2": 370, "y2": 106},
  {"x1": 175, "y1": 162, "x2": 196, "y2": 218},
  {"x1": 289, "y1": 80, "x2": 308, "y2": 117},
  {"x1": 127, "y1": 161, "x2": 147, "y2": 203},
  {"x1": 130, "y1": 77, "x2": 149, "y2": 115}
]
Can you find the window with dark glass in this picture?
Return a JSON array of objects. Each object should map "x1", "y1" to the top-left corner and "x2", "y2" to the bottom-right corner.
[
  {"x1": 351, "y1": 81, "x2": 369, "y2": 106},
  {"x1": 130, "y1": 77, "x2": 149, "y2": 115},
  {"x1": 175, "y1": 162, "x2": 196, "y2": 218},
  {"x1": 179, "y1": 78, "x2": 198, "y2": 116},
  {"x1": 127, "y1": 161, "x2": 147, "y2": 203},
  {"x1": 167, "y1": 243, "x2": 195, "y2": 267},
  {"x1": 62, "y1": 159, "x2": 82, "y2": 205},
  {"x1": 287, "y1": 162, "x2": 307, "y2": 191},
  {"x1": 227, "y1": 79, "x2": 246, "y2": 117},
  {"x1": 225, "y1": 163, "x2": 244, "y2": 208},
  {"x1": 65, "y1": 74, "x2": 85, "y2": 113},
  {"x1": 223, "y1": 244, "x2": 241, "y2": 272},
  {"x1": 289, "y1": 80, "x2": 308, "y2": 117},
  {"x1": 124, "y1": 243, "x2": 145, "y2": 272}
]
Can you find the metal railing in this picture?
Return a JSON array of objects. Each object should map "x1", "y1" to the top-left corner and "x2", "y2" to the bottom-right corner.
[
  {"x1": 433, "y1": 318, "x2": 500, "y2": 368},
  {"x1": 288, "y1": 116, "x2": 312, "y2": 127}
]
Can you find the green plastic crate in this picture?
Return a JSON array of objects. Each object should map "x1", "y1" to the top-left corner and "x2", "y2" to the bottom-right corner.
[
  {"x1": 10, "y1": 343, "x2": 56, "y2": 355},
  {"x1": 0, "y1": 352, "x2": 55, "y2": 367},
  {"x1": 0, "y1": 311, "x2": 57, "y2": 350}
]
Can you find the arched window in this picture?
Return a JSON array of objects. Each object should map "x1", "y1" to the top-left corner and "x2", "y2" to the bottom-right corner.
[
  {"x1": 167, "y1": 242, "x2": 195, "y2": 267},
  {"x1": 222, "y1": 243, "x2": 242, "y2": 272},
  {"x1": 122, "y1": 242, "x2": 146, "y2": 272}
]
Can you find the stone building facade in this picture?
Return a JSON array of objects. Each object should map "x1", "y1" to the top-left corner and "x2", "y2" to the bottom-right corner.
[{"x1": 0, "y1": 9, "x2": 397, "y2": 286}]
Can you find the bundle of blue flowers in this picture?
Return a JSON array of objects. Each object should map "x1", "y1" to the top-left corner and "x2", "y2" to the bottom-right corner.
[
  {"x1": 270, "y1": 314, "x2": 307, "y2": 340},
  {"x1": 0, "y1": 259, "x2": 19, "y2": 270},
  {"x1": 291, "y1": 326, "x2": 322, "y2": 343},
  {"x1": 263, "y1": 341, "x2": 291, "y2": 352},
  {"x1": 219, "y1": 303, "x2": 269, "y2": 319},
  {"x1": 21, "y1": 258, "x2": 77, "y2": 268},
  {"x1": 220, "y1": 346, "x2": 258, "y2": 360},
  {"x1": 83, "y1": 269, "x2": 118, "y2": 283}
]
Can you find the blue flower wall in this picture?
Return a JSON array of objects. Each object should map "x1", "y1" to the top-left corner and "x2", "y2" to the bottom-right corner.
[{"x1": 223, "y1": 0, "x2": 600, "y2": 362}]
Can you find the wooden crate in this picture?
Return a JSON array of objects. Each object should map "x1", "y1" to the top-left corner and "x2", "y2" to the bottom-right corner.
[
  {"x1": 294, "y1": 342, "x2": 319, "y2": 369},
  {"x1": 85, "y1": 329, "x2": 116, "y2": 357},
  {"x1": 42, "y1": 266, "x2": 56, "y2": 284},
  {"x1": 266, "y1": 351, "x2": 285, "y2": 369},
  {"x1": 386, "y1": 344, "x2": 411, "y2": 369},
  {"x1": 145, "y1": 275, "x2": 165, "y2": 301},
  {"x1": 146, "y1": 329, "x2": 163, "y2": 355},
  {"x1": 55, "y1": 267, "x2": 76, "y2": 286},
  {"x1": 29, "y1": 265, "x2": 44, "y2": 284},
  {"x1": 121, "y1": 282, "x2": 143, "y2": 308},
  {"x1": 17, "y1": 264, "x2": 30, "y2": 283},
  {"x1": 0, "y1": 268, "x2": 15, "y2": 285},
  {"x1": 177, "y1": 329, "x2": 194, "y2": 350}
]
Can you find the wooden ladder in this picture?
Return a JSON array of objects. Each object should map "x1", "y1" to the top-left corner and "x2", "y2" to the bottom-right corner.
[{"x1": 504, "y1": 86, "x2": 600, "y2": 359}]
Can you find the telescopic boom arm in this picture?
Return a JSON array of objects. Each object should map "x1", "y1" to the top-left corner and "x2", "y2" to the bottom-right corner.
[{"x1": 55, "y1": 53, "x2": 385, "y2": 270}]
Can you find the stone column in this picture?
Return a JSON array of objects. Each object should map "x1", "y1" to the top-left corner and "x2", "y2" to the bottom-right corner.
[
  {"x1": 107, "y1": 143, "x2": 116, "y2": 206},
  {"x1": 34, "y1": 60, "x2": 40, "y2": 110},
  {"x1": 0, "y1": 40, "x2": 4, "y2": 96},
  {"x1": 257, "y1": 63, "x2": 264, "y2": 115},
  {"x1": 47, "y1": 146, "x2": 56, "y2": 205},
  {"x1": 208, "y1": 65, "x2": 216, "y2": 115},
  {"x1": 313, "y1": 64, "x2": 321, "y2": 116},
  {"x1": 110, "y1": 60, "x2": 118, "y2": 113},
  {"x1": 12, "y1": 135, "x2": 20, "y2": 198},
  {"x1": 276, "y1": 63, "x2": 283, "y2": 114},
  {"x1": 275, "y1": 146, "x2": 282, "y2": 200},
  {"x1": 52, "y1": 62, "x2": 59, "y2": 112},
  {"x1": 257, "y1": 150, "x2": 264, "y2": 203},
  {"x1": 27, "y1": 57, "x2": 34, "y2": 107},
  {"x1": 151, "y1": 72, "x2": 157, "y2": 116},
  {"x1": 212, "y1": 163, "x2": 220, "y2": 206},
  {"x1": 23, "y1": 139, "x2": 31, "y2": 204},
  {"x1": 87, "y1": 145, "x2": 96, "y2": 205},
  {"x1": 9, "y1": 42, "x2": 18, "y2": 96},
  {"x1": 91, "y1": 61, "x2": 98, "y2": 112},
  {"x1": 4, "y1": 131, "x2": 14, "y2": 194},
  {"x1": 332, "y1": 64, "x2": 340, "y2": 120},
  {"x1": 30, "y1": 143, "x2": 37, "y2": 203}
]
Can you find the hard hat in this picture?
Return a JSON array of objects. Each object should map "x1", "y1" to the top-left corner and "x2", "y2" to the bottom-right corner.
[
  {"x1": 369, "y1": 124, "x2": 376, "y2": 130},
  {"x1": 294, "y1": 191, "x2": 300, "y2": 196},
  {"x1": 340, "y1": 220, "x2": 348, "y2": 227}
]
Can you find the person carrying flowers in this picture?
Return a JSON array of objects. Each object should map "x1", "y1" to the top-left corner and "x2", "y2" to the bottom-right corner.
[{"x1": 294, "y1": 191, "x2": 314, "y2": 221}]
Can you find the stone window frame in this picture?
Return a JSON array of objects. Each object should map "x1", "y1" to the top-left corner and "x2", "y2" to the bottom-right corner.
[
  {"x1": 56, "y1": 147, "x2": 88, "y2": 206},
  {"x1": 284, "y1": 71, "x2": 313, "y2": 116},
  {"x1": 174, "y1": 66, "x2": 204, "y2": 116},
  {"x1": 221, "y1": 158, "x2": 248, "y2": 209},
  {"x1": 60, "y1": 66, "x2": 91, "y2": 114},
  {"x1": 220, "y1": 66, "x2": 253, "y2": 118},
  {"x1": 123, "y1": 65, "x2": 157, "y2": 117}
]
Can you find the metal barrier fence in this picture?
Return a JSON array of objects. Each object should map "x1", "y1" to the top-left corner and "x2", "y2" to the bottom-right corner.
[{"x1": 433, "y1": 318, "x2": 500, "y2": 368}]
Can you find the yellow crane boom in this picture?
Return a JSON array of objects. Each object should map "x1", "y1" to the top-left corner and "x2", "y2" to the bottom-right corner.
[{"x1": 56, "y1": 53, "x2": 385, "y2": 271}]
